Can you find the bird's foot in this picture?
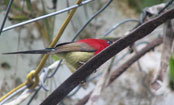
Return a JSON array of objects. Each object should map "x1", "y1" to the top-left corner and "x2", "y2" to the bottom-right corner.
[{"x1": 80, "y1": 80, "x2": 87, "y2": 89}]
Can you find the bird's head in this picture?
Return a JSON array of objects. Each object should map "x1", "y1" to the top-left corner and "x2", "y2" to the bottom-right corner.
[{"x1": 77, "y1": 38, "x2": 112, "y2": 55}]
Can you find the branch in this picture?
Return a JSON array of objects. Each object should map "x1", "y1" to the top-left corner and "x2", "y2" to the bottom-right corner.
[
  {"x1": 76, "y1": 37, "x2": 163, "y2": 105},
  {"x1": 85, "y1": 64, "x2": 111, "y2": 105},
  {"x1": 108, "y1": 38, "x2": 163, "y2": 85},
  {"x1": 41, "y1": 8, "x2": 174, "y2": 105},
  {"x1": 151, "y1": 20, "x2": 174, "y2": 90},
  {"x1": 85, "y1": 55, "x2": 115, "y2": 105}
]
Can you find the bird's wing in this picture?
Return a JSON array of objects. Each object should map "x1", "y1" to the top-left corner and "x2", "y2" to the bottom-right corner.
[{"x1": 54, "y1": 42, "x2": 96, "y2": 53}]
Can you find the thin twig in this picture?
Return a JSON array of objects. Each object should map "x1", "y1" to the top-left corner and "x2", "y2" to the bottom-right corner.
[
  {"x1": 85, "y1": 60, "x2": 112, "y2": 105},
  {"x1": 132, "y1": 45, "x2": 144, "y2": 72},
  {"x1": 108, "y1": 38, "x2": 163, "y2": 85},
  {"x1": 41, "y1": 8, "x2": 174, "y2": 105},
  {"x1": 151, "y1": 20, "x2": 174, "y2": 90},
  {"x1": 76, "y1": 91, "x2": 92, "y2": 105}
]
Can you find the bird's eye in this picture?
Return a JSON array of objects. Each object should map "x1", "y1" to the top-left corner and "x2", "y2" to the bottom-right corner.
[{"x1": 107, "y1": 40, "x2": 112, "y2": 45}]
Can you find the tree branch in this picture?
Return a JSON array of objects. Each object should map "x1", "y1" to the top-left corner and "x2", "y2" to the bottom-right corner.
[{"x1": 41, "y1": 8, "x2": 174, "y2": 105}]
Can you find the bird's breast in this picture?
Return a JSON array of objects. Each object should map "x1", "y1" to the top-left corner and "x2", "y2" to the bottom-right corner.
[{"x1": 61, "y1": 52, "x2": 95, "y2": 72}]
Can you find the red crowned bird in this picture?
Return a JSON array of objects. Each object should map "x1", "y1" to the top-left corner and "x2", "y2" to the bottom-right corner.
[{"x1": 3, "y1": 38, "x2": 114, "y2": 72}]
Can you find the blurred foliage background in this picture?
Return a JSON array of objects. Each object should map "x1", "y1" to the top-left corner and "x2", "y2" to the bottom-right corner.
[
  {"x1": 117, "y1": 0, "x2": 166, "y2": 13},
  {"x1": 126, "y1": 0, "x2": 166, "y2": 12}
]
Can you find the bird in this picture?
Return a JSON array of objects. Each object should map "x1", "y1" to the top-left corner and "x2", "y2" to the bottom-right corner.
[{"x1": 3, "y1": 38, "x2": 114, "y2": 72}]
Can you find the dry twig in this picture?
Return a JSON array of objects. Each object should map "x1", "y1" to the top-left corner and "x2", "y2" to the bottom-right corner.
[{"x1": 151, "y1": 20, "x2": 174, "y2": 90}]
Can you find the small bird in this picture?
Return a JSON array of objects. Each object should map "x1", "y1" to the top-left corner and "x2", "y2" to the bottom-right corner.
[{"x1": 3, "y1": 38, "x2": 113, "y2": 72}]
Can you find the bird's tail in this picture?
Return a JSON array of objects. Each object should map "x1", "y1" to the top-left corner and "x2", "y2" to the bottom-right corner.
[{"x1": 3, "y1": 48, "x2": 55, "y2": 55}]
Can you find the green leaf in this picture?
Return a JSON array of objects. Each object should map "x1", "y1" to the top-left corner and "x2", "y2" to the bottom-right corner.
[
  {"x1": 170, "y1": 56, "x2": 174, "y2": 81},
  {"x1": 4, "y1": 1, "x2": 23, "y2": 12},
  {"x1": 169, "y1": 55, "x2": 174, "y2": 90},
  {"x1": 8, "y1": 15, "x2": 30, "y2": 22},
  {"x1": 4, "y1": 0, "x2": 10, "y2": 5},
  {"x1": 53, "y1": 55, "x2": 60, "y2": 61},
  {"x1": 41, "y1": 0, "x2": 52, "y2": 41},
  {"x1": 26, "y1": 0, "x2": 32, "y2": 11}
]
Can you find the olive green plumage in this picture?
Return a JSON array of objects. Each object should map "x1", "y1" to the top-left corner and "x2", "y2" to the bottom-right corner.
[{"x1": 58, "y1": 52, "x2": 95, "y2": 72}]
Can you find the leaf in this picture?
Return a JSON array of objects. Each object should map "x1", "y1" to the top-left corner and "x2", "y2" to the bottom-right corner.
[
  {"x1": 41, "y1": 0, "x2": 52, "y2": 41},
  {"x1": 4, "y1": 0, "x2": 10, "y2": 5},
  {"x1": 169, "y1": 55, "x2": 174, "y2": 90},
  {"x1": 53, "y1": 55, "x2": 60, "y2": 61},
  {"x1": 8, "y1": 15, "x2": 30, "y2": 22},
  {"x1": 170, "y1": 56, "x2": 174, "y2": 80},
  {"x1": 4, "y1": 1, "x2": 23, "y2": 12},
  {"x1": 26, "y1": 0, "x2": 32, "y2": 11}
]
